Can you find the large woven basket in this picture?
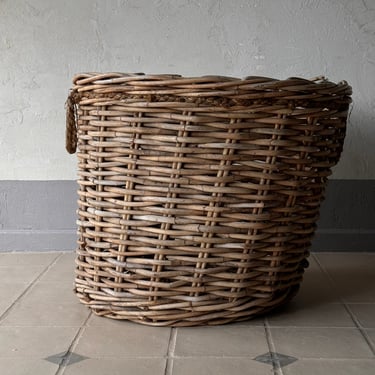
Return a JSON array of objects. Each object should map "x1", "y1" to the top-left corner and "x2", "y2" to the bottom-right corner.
[{"x1": 66, "y1": 73, "x2": 351, "y2": 326}]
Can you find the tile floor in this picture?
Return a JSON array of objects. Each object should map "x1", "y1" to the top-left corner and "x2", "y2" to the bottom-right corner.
[{"x1": 0, "y1": 252, "x2": 374, "y2": 375}]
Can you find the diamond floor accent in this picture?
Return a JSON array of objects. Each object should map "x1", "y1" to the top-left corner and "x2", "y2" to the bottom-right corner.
[
  {"x1": 253, "y1": 352, "x2": 298, "y2": 368},
  {"x1": 44, "y1": 351, "x2": 89, "y2": 366}
]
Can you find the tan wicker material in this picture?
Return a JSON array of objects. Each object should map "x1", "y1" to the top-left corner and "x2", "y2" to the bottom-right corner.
[{"x1": 66, "y1": 73, "x2": 352, "y2": 326}]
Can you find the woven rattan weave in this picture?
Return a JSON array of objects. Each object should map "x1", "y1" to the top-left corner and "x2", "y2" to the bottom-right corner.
[{"x1": 66, "y1": 73, "x2": 351, "y2": 326}]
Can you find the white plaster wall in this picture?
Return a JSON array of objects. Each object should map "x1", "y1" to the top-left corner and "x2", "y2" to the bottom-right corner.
[{"x1": 0, "y1": 0, "x2": 374, "y2": 180}]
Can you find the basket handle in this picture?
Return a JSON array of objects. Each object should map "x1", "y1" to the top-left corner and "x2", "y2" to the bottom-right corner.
[{"x1": 65, "y1": 91, "x2": 78, "y2": 154}]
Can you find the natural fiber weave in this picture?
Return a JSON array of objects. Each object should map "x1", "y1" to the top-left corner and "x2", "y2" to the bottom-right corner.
[{"x1": 66, "y1": 73, "x2": 351, "y2": 326}]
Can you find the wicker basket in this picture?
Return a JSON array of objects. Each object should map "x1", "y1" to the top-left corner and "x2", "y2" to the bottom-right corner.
[{"x1": 66, "y1": 73, "x2": 351, "y2": 326}]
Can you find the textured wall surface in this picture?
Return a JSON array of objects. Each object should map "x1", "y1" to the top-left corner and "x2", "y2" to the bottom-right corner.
[
  {"x1": 1, "y1": 0, "x2": 374, "y2": 251},
  {"x1": 0, "y1": 0, "x2": 374, "y2": 180}
]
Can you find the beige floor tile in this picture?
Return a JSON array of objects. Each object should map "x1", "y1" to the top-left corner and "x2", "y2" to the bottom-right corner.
[
  {"x1": 63, "y1": 358, "x2": 166, "y2": 375},
  {"x1": 349, "y1": 304, "x2": 375, "y2": 328},
  {"x1": 315, "y1": 253, "x2": 375, "y2": 303},
  {"x1": 174, "y1": 326, "x2": 268, "y2": 357},
  {"x1": 340, "y1": 285, "x2": 375, "y2": 304},
  {"x1": 291, "y1": 281, "x2": 339, "y2": 306},
  {"x1": 0, "y1": 283, "x2": 30, "y2": 316},
  {"x1": 54, "y1": 252, "x2": 76, "y2": 264},
  {"x1": 18, "y1": 280, "x2": 77, "y2": 304},
  {"x1": 257, "y1": 256, "x2": 337, "y2": 316},
  {"x1": 0, "y1": 266, "x2": 46, "y2": 284},
  {"x1": 270, "y1": 327, "x2": 374, "y2": 359},
  {"x1": 298, "y1": 256, "x2": 339, "y2": 304},
  {"x1": 1, "y1": 279, "x2": 88, "y2": 326},
  {"x1": 326, "y1": 277, "x2": 375, "y2": 303},
  {"x1": 365, "y1": 329, "x2": 375, "y2": 347},
  {"x1": 283, "y1": 359, "x2": 375, "y2": 375},
  {"x1": 38, "y1": 253, "x2": 76, "y2": 284},
  {"x1": 0, "y1": 297, "x2": 89, "y2": 327},
  {"x1": 0, "y1": 326, "x2": 78, "y2": 357},
  {"x1": 172, "y1": 357, "x2": 272, "y2": 375},
  {"x1": 0, "y1": 358, "x2": 58, "y2": 375},
  {"x1": 86, "y1": 314, "x2": 126, "y2": 327},
  {"x1": 315, "y1": 253, "x2": 375, "y2": 270},
  {"x1": 75, "y1": 324, "x2": 171, "y2": 357},
  {"x1": 229, "y1": 316, "x2": 265, "y2": 327},
  {"x1": 267, "y1": 300, "x2": 355, "y2": 327},
  {"x1": 0, "y1": 252, "x2": 59, "y2": 267}
]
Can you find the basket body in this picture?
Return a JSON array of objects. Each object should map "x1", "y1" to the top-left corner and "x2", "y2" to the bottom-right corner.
[{"x1": 67, "y1": 73, "x2": 351, "y2": 326}]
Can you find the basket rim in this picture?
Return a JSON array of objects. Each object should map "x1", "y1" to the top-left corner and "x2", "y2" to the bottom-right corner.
[{"x1": 71, "y1": 72, "x2": 351, "y2": 94}]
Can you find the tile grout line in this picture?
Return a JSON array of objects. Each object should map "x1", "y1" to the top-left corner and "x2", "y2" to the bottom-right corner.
[
  {"x1": 343, "y1": 302, "x2": 375, "y2": 357},
  {"x1": 164, "y1": 327, "x2": 177, "y2": 375},
  {"x1": 0, "y1": 253, "x2": 63, "y2": 323},
  {"x1": 264, "y1": 318, "x2": 284, "y2": 375},
  {"x1": 343, "y1": 304, "x2": 375, "y2": 356},
  {"x1": 313, "y1": 254, "x2": 375, "y2": 357},
  {"x1": 54, "y1": 310, "x2": 93, "y2": 375}
]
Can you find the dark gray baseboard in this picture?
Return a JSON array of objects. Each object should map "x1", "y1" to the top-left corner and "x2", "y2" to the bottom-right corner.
[
  {"x1": 0, "y1": 181, "x2": 77, "y2": 252},
  {"x1": 311, "y1": 179, "x2": 375, "y2": 252},
  {"x1": 312, "y1": 230, "x2": 375, "y2": 252},
  {"x1": 0, "y1": 180, "x2": 374, "y2": 252},
  {"x1": 0, "y1": 230, "x2": 76, "y2": 252}
]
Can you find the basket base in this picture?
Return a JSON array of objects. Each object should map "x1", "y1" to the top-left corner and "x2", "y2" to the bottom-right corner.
[{"x1": 76, "y1": 284, "x2": 300, "y2": 327}]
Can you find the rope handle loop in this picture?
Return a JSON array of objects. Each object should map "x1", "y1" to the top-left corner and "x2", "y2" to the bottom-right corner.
[{"x1": 65, "y1": 90, "x2": 78, "y2": 154}]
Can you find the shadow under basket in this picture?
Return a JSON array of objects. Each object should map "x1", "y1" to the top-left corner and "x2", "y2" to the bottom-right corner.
[{"x1": 66, "y1": 73, "x2": 352, "y2": 326}]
